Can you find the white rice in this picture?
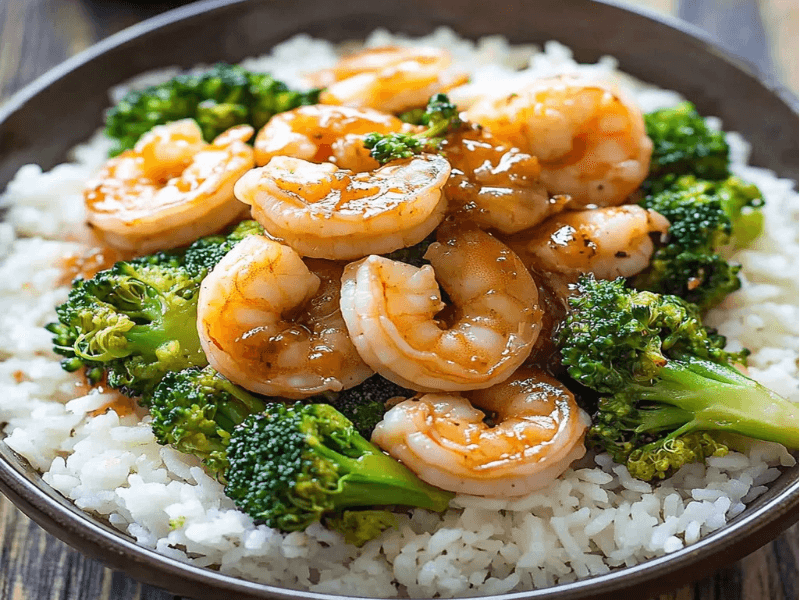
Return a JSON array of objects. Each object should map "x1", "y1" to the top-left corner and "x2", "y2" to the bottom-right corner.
[{"x1": 0, "y1": 29, "x2": 797, "y2": 598}]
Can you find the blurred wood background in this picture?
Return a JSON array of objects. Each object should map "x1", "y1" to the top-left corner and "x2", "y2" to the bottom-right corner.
[{"x1": 0, "y1": 0, "x2": 797, "y2": 599}]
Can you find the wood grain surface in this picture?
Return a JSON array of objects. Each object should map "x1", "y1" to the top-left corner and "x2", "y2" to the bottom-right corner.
[{"x1": 0, "y1": 1, "x2": 797, "y2": 599}]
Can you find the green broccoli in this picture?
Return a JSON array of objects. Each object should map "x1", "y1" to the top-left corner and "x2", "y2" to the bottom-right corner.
[
  {"x1": 147, "y1": 366, "x2": 267, "y2": 477},
  {"x1": 325, "y1": 510, "x2": 398, "y2": 547},
  {"x1": 105, "y1": 63, "x2": 320, "y2": 155},
  {"x1": 46, "y1": 221, "x2": 263, "y2": 395},
  {"x1": 644, "y1": 101, "x2": 730, "y2": 182},
  {"x1": 47, "y1": 251, "x2": 206, "y2": 396},
  {"x1": 633, "y1": 175, "x2": 764, "y2": 310},
  {"x1": 364, "y1": 93, "x2": 462, "y2": 164},
  {"x1": 397, "y1": 108, "x2": 426, "y2": 125},
  {"x1": 183, "y1": 219, "x2": 264, "y2": 277},
  {"x1": 324, "y1": 375, "x2": 413, "y2": 438},
  {"x1": 224, "y1": 402, "x2": 454, "y2": 532},
  {"x1": 560, "y1": 276, "x2": 798, "y2": 481},
  {"x1": 715, "y1": 176, "x2": 766, "y2": 248}
]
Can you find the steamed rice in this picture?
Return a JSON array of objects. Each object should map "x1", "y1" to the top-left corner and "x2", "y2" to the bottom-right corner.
[{"x1": 0, "y1": 28, "x2": 797, "y2": 598}]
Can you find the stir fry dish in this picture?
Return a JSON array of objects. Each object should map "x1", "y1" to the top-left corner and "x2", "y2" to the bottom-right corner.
[{"x1": 45, "y1": 45, "x2": 798, "y2": 548}]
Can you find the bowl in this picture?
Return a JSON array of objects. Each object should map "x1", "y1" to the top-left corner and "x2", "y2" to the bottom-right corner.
[{"x1": 0, "y1": 0, "x2": 797, "y2": 598}]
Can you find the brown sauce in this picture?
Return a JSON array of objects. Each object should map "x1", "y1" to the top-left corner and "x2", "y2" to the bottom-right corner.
[
  {"x1": 72, "y1": 370, "x2": 138, "y2": 418},
  {"x1": 88, "y1": 390, "x2": 138, "y2": 418}
]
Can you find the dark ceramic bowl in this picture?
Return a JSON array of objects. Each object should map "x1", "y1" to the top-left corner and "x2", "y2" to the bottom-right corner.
[{"x1": 0, "y1": 1, "x2": 797, "y2": 598}]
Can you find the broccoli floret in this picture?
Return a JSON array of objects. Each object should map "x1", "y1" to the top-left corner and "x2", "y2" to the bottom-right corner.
[
  {"x1": 715, "y1": 176, "x2": 766, "y2": 248},
  {"x1": 626, "y1": 431, "x2": 729, "y2": 481},
  {"x1": 183, "y1": 219, "x2": 264, "y2": 277},
  {"x1": 147, "y1": 366, "x2": 267, "y2": 477},
  {"x1": 324, "y1": 375, "x2": 413, "y2": 438},
  {"x1": 646, "y1": 175, "x2": 764, "y2": 247},
  {"x1": 364, "y1": 93, "x2": 462, "y2": 164},
  {"x1": 644, "y1": 102, "x2": 730, "y2": 181},
  {"x1": 632, "y1": 250, "x2": 741, "y2": 312},
  {"x1": 325, "y1": 510, "x2": 397, "y2": 547},
  {"x1": 633, "y1": 175, "x2": 764, "y2": 310},
  {"x1": 47, "y1": 252, "x2": 206, "y2": 395},
  {"x1": 46, "y1": 221, "x2": 262, "y2": 395},
  {"x1": 560, "y1": 276, "x2": 798, "y2": 481},
  {"x1": 105, "y1": 63, "x2": 320, "y2": 155},
  {"x1": 224, "y1": 403, "x2": 454, "y2": 532},
  {"x1": 397, "y1": 107, "x2": 426, "y2": 125}
]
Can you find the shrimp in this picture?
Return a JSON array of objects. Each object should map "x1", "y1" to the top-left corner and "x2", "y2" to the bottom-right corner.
[
  {"x1": 505, "y1": 205, "x2": 669, "y2": 282},
  {"x1": 310, "y1": 46, "x2": 469, "y2": 113},
  {"x1": 85, "y1": 119, "x2": 255, "y2": 253},
  {"x1": 233, "y1": 154, "x2": 450, "y2": 260},
  {"x1": 371, "y1": 367, "x2": 591, "y2": 497},
  {"x1": 466, "y1": 76, "x2": 652, "y2": 206},
  {"x1": 254, "y1": 104, "x2": 414, "y2": 171},
  {"x1": 196, "y1": 235, "x2": 373, "y2": 399},
  {"x1": 339, "y1": 227, "x2": 542, "y2": 392},
  {"x1": 443, "y1": 126, "x2": 570, "y2": 234}
]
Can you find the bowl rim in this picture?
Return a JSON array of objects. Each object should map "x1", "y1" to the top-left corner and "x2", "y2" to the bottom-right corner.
[
  {"x1": 0, "y1": 1, "x2": 797, "y2": 599},
  {"x1": 0, "y1": 0, "x2": 796, "y2": 126}
]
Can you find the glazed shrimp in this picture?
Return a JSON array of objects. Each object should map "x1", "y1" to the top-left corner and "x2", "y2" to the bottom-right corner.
[
  {"x1": 371, "y1": 367, "x2": 591, "y2": 497},
  {"x1": 197, "y1": 235, "x2": 373, "y2": 399},
  {"x1": 466, "y1": 76, "x2": 652, "y2": 206},
  {"x1": 443, "y1": 127, "x2": 570, "y2": 234},
  {"x1": 339, "y1": 227, "x2": 542, "y2": 392},
  {"x1": 85, "y1": 119, "x2": 254, "y2": 253},
  {"x1": 254, "y1": 104, "x2": 413, "y2": 170},
  {"x1": 506, "y1": 205, "x2": 669, "y2": 282},
  {"x1": 234, "y1": 155, "x2": 450, "y2": 260},
  {"x1": 310, "y1": 46, "x2": 469, "y2": 113}
]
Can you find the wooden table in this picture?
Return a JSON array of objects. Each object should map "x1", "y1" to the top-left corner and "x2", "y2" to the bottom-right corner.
[{"x1": 0, "y1": 1, "x2": 797, "y2": 598}]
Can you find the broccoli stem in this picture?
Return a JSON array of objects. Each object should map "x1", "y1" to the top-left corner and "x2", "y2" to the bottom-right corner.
[
  {"x1": 125, "y1": 297, "x2": 204, "y2": 365},
  {"x1": 316, "y1": 437, "x2": 453, "y2": 513},
  {"x1": 213, "y1": 380, "x2": 267, "y2": 431},
  {"x1": 417, "y1": 116, "x2": 455, "y2": 142},
  {"x1": 633, "y1": 355, "x2": 799, "y2": 448},
  {"x1": 636, "y1": 405, "x2": 695, "y2": 433},
  {"x1": 364, "y1": 93, "x2": 461, "y2": 164}
]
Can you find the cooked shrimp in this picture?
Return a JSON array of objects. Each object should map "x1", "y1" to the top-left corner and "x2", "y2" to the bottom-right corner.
[
  {"x1": 466, "y1": 76, "x2": 652, "y2": 206},
  {"x1": 254, "y1": 104, "x2": 413, "y2": 170},
  {"x1": 443, "y1": 126, "x2": 570, "y2": 234},
  {"x1": 197, "y1": 235, "x2": 373, "y2": 398},
  {"x1": 311, "y1": 46, "x2": 469, "y2": 113},
  {"x1": 505, "y1": 205, "x2": 669, "y2": 281},
  {"x1": 371, "y1": 367, "x2": 591, "y2": 497},
  {"x1": 234, "y1": 154, "x2": 450, "y2": 260},
  {"x1": 339, "y1": 227, "x2": 542, "y2": 392},
  {"x1": 85, "y1": 120, "x2": 254, "y2": 253}
]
